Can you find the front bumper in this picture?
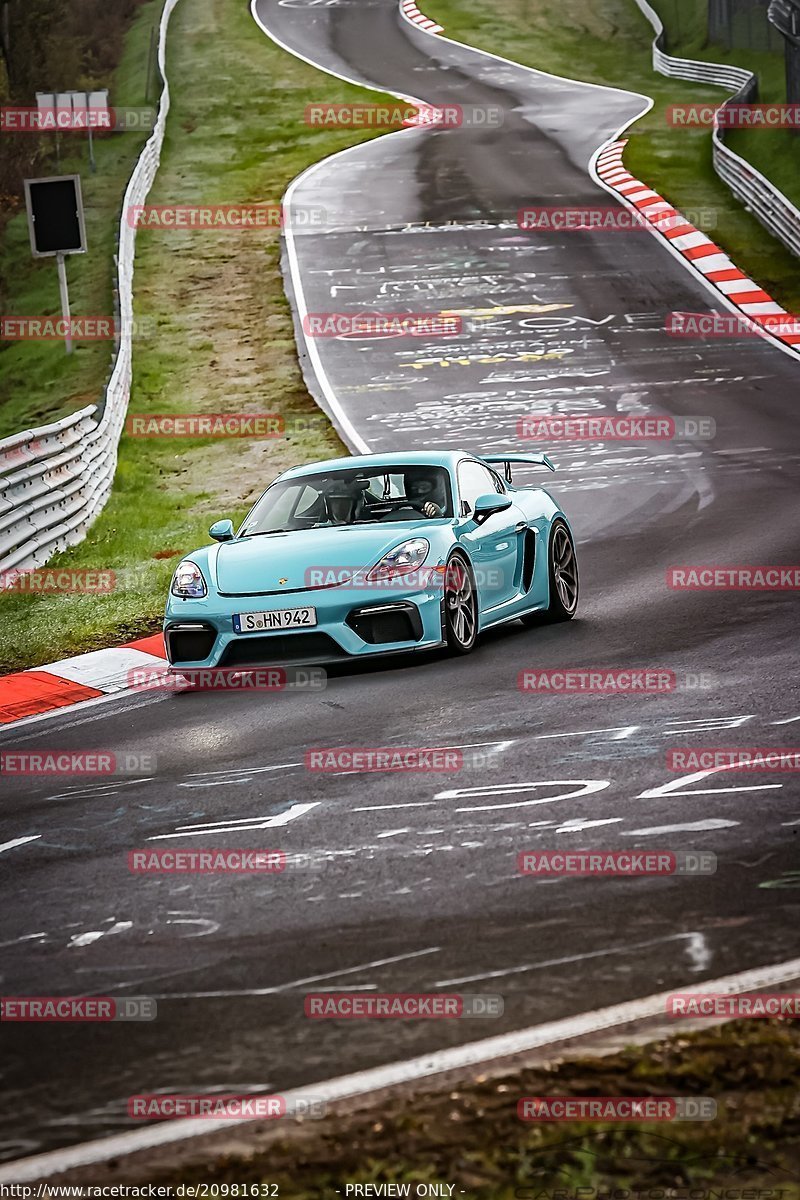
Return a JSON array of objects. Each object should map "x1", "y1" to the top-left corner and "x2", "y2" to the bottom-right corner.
[{"x1": 163, "y1": 582, "x2": 446, "y2": 669}]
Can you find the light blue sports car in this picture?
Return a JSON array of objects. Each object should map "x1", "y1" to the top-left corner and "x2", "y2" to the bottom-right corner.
[{"x1": 163, "y1": 450, "x2": 578, "y2": 670}]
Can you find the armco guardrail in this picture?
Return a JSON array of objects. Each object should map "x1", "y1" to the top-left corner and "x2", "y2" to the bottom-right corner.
[
  {"x1": 633, "y1": 0, "x2": 800, "y2": 259},
  {"x1": 0, "y1": 0, "x2": 180, "y2": 580}
]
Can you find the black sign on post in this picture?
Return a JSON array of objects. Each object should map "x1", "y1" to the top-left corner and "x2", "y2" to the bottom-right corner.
[
  {"x1": 23, "y1": 174, "x2": 87, "y2": 354},
  {"x1": 24, "y1": 174, "x2": 87, "y2": 258}
]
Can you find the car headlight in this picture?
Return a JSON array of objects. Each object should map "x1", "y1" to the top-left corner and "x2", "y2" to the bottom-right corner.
[
  {"x1": 171, "y1": 560, "x2": 207, "y2": 598},
  {"x1": 366, "y1": 538, "x2": 430, "y2": 582}
]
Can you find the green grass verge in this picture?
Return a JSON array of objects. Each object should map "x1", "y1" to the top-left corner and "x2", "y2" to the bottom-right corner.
[
  {"x1": 0, "y1": 0, "x2": 165, "y2": 439},
  {"x1": 661, "y1": 0, "x2": 800, "y2": 214},
  {"x1": 0, "y1": 0, "x2": 409, "y2": 674},
  {"x1": 146, "y1": 1019, "x2": 800, "y2": 1194},
  {"x1": 424, "y1": 0, "x2": 800, "y2": 315}
]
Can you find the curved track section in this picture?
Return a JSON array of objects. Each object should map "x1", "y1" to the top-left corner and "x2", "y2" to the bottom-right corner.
[{"x1": 1, "y1": 0, "x2": 799, "y2": 1170}]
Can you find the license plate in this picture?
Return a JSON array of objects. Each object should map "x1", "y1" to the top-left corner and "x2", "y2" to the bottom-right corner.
[{"x1": 233, "y1": 607, "x2": 317, "y2": 633}]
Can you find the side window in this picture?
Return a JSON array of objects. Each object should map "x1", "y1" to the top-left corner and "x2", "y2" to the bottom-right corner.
[{"x1": 457, "y1": 461, "x2": 501, "y2": 515}]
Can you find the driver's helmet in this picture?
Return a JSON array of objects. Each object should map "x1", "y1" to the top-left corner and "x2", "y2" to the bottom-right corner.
[
  {"x1": 321, "y1": 477, "x2": 366, "y2": 525},
  {"x1": 404, "y1": 468, "x2": 446, "y2": 512}
]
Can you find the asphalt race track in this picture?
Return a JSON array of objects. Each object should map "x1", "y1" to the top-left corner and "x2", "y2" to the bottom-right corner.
[{"x1": 1, "y1": 0, "x2": 800, "y2": 1168}]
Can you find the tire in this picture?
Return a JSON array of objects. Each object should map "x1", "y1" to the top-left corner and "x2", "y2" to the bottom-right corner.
[
  {"x1": 444, "y1": 553, "x2": 479, "y2": 655},
  {"x1": 521, "y1": 519, "x2": 579, "y2": 626}
]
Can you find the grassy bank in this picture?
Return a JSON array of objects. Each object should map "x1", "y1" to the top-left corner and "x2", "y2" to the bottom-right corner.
[
  {"x1": 663, "y1": 0, "x2": 799, "y2": 212},
  {"x1": 0, "y1": 0, "x2": 401, "y2": 674},
  {"x1": 143, "y1": 1019, "x2": 800, "y2": 1194},
  {"x1": 425, "y1": 0, "x2": 800, "y2": 316},
  {"x1": 0, "y1": 0, "x2": 164, "y2": 438}
]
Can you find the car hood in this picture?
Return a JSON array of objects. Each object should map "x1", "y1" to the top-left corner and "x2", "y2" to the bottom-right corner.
[{"x1": 213, "y1": 525, "x2": 431, "y2": 596}]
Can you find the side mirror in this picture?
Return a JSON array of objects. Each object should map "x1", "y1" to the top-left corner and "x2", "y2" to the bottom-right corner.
[
  {"x1": 209, "y1": 518, "x2": 235, "y2": 542},
  {"x1": 472, "y1": 493, "x2": 512, "y2": 525}
]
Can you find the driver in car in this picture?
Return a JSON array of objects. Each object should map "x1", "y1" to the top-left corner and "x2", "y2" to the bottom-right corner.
[
  {"x1": 321, "y1": 479, "x2": 368, "y2": 525},
  {"x1": 404, "y1": 469, "x2": 445, "y2": 518}
]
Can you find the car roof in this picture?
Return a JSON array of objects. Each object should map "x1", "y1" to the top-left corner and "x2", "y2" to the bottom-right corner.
[{"x1": 277, "y1": 450, "x2": 471, "y2": 480}]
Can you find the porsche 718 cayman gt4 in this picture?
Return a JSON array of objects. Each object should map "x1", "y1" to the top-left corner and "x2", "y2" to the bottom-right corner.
[{"x1": 163, "y1": 450, "x2": 578, "y2": 670}]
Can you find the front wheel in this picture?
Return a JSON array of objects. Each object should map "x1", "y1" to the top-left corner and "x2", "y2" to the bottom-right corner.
[
  {"x1": 444, "y1": 553, "x2": 478, "y2": 654},
  {"x1": 522, "y1": 519, "x2": 579, "y2": 626}
]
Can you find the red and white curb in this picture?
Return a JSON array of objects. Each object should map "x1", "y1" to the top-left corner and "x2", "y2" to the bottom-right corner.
[
  {"x1": 0, "y1": 634, "x2": 167, "y2": 726},
  {"x1": 595, "y1": 140, "x2": 800, "y2": 351},
  {"x1": 400, "y1": 0, "x2": 443, "y2": 35}
]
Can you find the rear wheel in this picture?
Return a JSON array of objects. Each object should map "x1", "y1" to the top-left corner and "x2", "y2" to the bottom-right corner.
[
  {"x1": 444, "y1": 553, "x2": 478, "y2": 654},
  {"x1": 521, "y1": 519, "x2": 578, "y2": 626}
]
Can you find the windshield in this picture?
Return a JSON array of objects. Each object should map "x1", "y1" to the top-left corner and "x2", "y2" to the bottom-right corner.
[{"x1": 239, "y1": 466, "x2": 454, "y2": 536}]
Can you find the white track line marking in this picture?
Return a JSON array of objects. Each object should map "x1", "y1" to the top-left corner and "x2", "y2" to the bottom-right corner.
[
  {"x1": 5, "y1": 955, "x2": 800, "y2": 1182},
  {"x1": 0, "y1": 835, "x2": 41, "y2": 856},
  {"x1": 622, "y1": 819, "x2": 740, "y2": 836},
  {"x1": 435, "y1": 931, "x2": 696, "y2": 986},
  {"x1": 144, "y1": 946, "x2": 442, "y2": 999}
]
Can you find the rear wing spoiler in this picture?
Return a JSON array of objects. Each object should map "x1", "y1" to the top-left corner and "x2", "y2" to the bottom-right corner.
[{"x1": 479, "y1": 452, "x2": 555, "y2": 483}]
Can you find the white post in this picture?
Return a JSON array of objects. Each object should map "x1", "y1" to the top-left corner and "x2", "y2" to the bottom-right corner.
[{"x1": 56, "y1": 252, "x2": 73, "y2": 354}]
